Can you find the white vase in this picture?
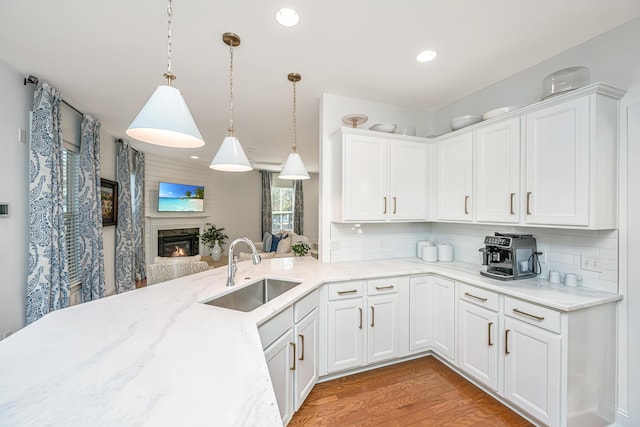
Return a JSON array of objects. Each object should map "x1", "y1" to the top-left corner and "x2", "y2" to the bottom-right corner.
[{"x1": 211, "y1": 240, "x2": 222, "y2": 262}]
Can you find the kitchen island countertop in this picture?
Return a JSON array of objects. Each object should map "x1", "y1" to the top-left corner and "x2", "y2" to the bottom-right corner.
[{"x1": 0, "y1": 257, "x2": 622, "y2": 426}]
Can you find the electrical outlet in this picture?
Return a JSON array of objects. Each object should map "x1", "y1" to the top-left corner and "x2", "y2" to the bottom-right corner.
[
  {"x1": 581, "y1": 254, "x2": 603, "y2": 273},
  {"x1": 330, "y1": 240, "x2": 340, "y2": 250},
  {"x1": 537, "y1": 244, "x2": 549, "y2": 263}
]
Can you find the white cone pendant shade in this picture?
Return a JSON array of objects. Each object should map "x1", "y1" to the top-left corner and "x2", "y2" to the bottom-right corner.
[
  {"x1": 209, "y1": 135, "x2": 252, "y2": 171},
  {"x1": 279, "y1": 152, "x2": 310, "y2": 180},
  {"x1": 126, "y1": 85, "x2": 204, "y2": 148}
]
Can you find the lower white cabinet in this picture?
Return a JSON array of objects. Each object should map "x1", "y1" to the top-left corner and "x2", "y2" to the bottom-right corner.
[
  {"x1": 408, "y1": 276, "x2": 455, "y2": 360},
  {"x1": 503, "y1": 316, "x2": 561, "y2": 426},
  {"x1": 260, "y1": 291, "x2": 319, "y2": 424},
  {"x1": 458, "y1": 300, "x2": 500, "y2": 392},
  {"x1": 325, "y1": 278, "x2": 401, "y2": 374}
]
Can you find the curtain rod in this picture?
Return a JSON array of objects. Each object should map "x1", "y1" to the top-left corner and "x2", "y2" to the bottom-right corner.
[{"x1": 23, "y1": 75, "x2": 84, "y2": 116}]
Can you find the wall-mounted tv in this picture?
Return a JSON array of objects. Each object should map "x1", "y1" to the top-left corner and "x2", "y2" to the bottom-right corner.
[{"x1": 158, "y1": 182, "x2": 204, "y2": 212}]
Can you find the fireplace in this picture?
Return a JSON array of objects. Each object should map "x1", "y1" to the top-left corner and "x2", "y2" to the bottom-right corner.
[{"x1": 157, "y1": 228, "x2": 200, "y2": 257}]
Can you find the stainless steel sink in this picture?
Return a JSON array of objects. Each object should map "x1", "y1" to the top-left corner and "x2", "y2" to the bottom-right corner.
[{"x1": 204, "y1": 278, "x2": 302, "y2": 312}]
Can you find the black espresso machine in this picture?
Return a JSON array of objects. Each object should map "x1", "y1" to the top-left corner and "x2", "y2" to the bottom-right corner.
[{"x1": 479, "y1": 233, "x2": 539, "y2": 280}]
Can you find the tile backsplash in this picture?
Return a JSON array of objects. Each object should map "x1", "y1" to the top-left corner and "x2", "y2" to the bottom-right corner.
[{"x1": 330, "y1": 222, "x2": 618, "y2": 293}]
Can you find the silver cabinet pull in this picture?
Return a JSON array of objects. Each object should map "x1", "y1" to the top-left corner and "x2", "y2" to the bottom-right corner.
[
  {"x1": 298, "y1": 334, "x2": 305, "y2": 361},
  {"x1": 464, "y1": 292, "x2": 487, "y2": 302},
  {"x1": 383, "y1": 196, "x2": 387, "y2": 214},
  {"x1": 371, "y1": 306, "x2": 375, "y2": 327},
  {"x1": 505, "y1": 329, "x2": 510, "y2": 355},
  {"x1": 464, "y1": 195, "x2": 470, "y2": 214},
  {"x1": 526, "y1": 192, "x2": 532, "y2": 215},
  {"x1": 358, "y1": 307, "x2": 362, "y2": 329},
  {"x1": 488, "y1": 322, "x2": 493, "y2": 346},
  {"x1": 337, "y1": 289, "x2": 357, "y2": 295},
  {"x1": 393, "y1": 196, "x2": 397, "y2": 214},
  {"x1": 375, "y1": 285, "x2": 395, "y2": 291},
  {"x1": 290, "y1": 342, "x2": 296, "y2": 370},
  {"x1": 510, "y1": 193, "x2": 515, "y2": 215},
  {"x1": 513, "y1": 308, "x2": 545, "y2": 321}
]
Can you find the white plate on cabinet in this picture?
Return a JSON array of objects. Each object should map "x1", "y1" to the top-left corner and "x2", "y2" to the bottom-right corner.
[
  {"x1": 369, "y1": 123, "x2": 397, "y2": 133},
  {"x1": 482, "y1": 106, "x2": 518, "y2": 120}
]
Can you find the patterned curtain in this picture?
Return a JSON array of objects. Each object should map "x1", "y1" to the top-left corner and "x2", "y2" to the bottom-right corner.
[
  {"x1": 132, "y1": 149, "x2": 146, "y2": 283},
  {"x1": 261, "y1": 170, "x2": 272, "y2": 236},
  {"x1": 78, "y1": 115, "x2": 105, "y2": 302},
  {"x1": 27, "y1": 82, "x2": 69, "y2": 324},
  {"x1": 294, "y1": 180, "x2": 304, "y2": 235}
]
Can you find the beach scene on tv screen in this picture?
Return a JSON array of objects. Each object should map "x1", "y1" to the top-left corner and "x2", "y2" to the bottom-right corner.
[{"x1": 158, "y1": 182, "x2": 204, "y2": 212}]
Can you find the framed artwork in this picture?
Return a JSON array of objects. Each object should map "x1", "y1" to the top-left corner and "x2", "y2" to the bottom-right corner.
[{"x1": 100, "y1": 178, "x2": 118, "y2": 226}]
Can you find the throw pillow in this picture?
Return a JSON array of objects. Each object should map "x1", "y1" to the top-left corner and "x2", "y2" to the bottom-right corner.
[
  {"x1": 270, "y1": 234, "x2": 281, "y2": 253},
  {"x1": 276, "y1": 236, "x2": 291, "y2": 254},
  {"x1": 262, "y1": 232, "x2": 272, "y2": 253}
]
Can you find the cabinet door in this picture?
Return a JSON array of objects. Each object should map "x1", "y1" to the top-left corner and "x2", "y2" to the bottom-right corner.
[
  {"x1": 503, "y1": 318, "x2": 561, "y2": 426},
  {"x1": 458, "y1": 301, "x2": 499, "y2": 391},
  {"x1": 409, "y1": 276, "x2": 432, "y2": 351},
  {"x1": 437, "y1": 133, "x2": 473, "y2": 221},
  {"x1": 343, "y1": 135, "x2": 389, "y2": 221},
  {"x1": 264, "y1": 329, "x2": 295, "y2": 424},
  {"x1": 525, "y1": 97, "x2": 590, "y2": 226},
  {"x1": 389, "y1": 141, "x2": 428, "y2": 220},
  {"x1": 431, "y1": 277, "x2": 456, "y2": 360},
  {"x1": 326, "y1": 298, "x2": 365, "y2": 373},
  {"x1": 475, "y1": 118, "x2": 520, "y2": 223},
  {"x1": 294, "y1": 309, "x2": 318, "y2": 411},
  {"x1": 367, "y1": 294, "x2": 399, "y2": 364}
]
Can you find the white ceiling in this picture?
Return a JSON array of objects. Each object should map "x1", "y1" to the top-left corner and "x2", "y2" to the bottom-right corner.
[{"x1": 2, "y1": 1, "x2": 640, "y2": 173}]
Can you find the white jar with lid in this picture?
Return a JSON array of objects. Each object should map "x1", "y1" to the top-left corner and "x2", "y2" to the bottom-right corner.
[
  {"x1": 422, "y1": 243, "x2": 438, "y2": 262},
  {"x1": 437, "y1": 242, "x2": 453, "y2": 262}
]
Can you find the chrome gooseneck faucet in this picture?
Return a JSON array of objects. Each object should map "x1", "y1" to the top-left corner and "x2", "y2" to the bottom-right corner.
[{"x1": 226, "y1": 237, "x2": 261, "y2": 287}]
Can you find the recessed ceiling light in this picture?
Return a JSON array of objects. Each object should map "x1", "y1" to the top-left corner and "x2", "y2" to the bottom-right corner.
[
  {"x1": 190, "y1": 155, "x2": 199, "y2": 159},
  {"x1": 275, "y1": 8, "x2": 300, "y2": 27},
  {"x1": 416, "y1": 50, "x2": 437, "y2": 63}
]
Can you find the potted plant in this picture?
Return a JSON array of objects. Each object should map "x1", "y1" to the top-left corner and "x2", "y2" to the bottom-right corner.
[
  {"x1": 291, "y1": 242, "x2": 310, "y2": 257},
  {"x1": 198, "y1": 223, "x2": 228, "y2": 259}
]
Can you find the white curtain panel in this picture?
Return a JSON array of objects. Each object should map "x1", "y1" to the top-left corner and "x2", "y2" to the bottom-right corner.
[
  {"x1": 27, "y1": 82, "x2": 69, "y2": 324},
  {"x1": 79, "y1": 115, "x2": 105, "y2": 301}
]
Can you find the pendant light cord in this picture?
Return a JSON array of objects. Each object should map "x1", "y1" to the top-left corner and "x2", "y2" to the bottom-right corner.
[
  {"x1": 292, "y1": 78, "x2": 297, "y2": 152},
  {"x1": 229, "y1": 41, "x2": 234, "y2": 132},
  {"x1": 164, "y1": 0, "x2": 176, "y2": 86}
]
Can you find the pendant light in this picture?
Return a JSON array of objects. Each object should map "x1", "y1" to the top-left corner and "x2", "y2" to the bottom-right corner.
[
  {"x1": 209, "y1": 33, "x2": 252, "y2": 172},
  {"x1": 126, "y1": 0, "x2": 204, "y2": 148},
  {"x1": 279, "y1": 73, "x2": 309, "y2": 180}
]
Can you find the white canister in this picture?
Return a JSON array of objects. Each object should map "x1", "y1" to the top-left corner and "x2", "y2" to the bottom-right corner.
[
  {"x1": 422, "y1": 244, "x2": 438, "y2": 262},
  {"x1": 437, "y1": 242, "x2": 453, "y2": 262},
  {"x1": 416, "y1": 240, "x2": 431, "y2": 258}
]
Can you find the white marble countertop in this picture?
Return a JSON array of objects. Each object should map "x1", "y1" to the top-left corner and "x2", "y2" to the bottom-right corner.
[{"x1": 0, "y1": 257, "x2": 622, "y2": 426}]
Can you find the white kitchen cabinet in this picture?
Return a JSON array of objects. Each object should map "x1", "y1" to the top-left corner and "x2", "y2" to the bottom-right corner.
[
  {"x1": 340, "y1": 128, "x2": 429, "y2": 222},
  {"x1": 264, "y1": 328, "x2": 295, "y2": 424},
  {"x1": 437, "y1": 132, "x2": 473, "y2": 221},
  {"x1": 475, "y1": 118, "x2": 520, "y2": 223},
  {"x1": 407, "y1": 276, "x2": 455, "y2": 360},
  {"x1": 503, "y1": 316, "x2": 561, "y2": 426},
  {"x1": 367, "y1": 293, "x2": 399, "y2": 364},
  {"x1": 458, "y1": 300, "x2": 500, "y2": 392},
  {"x1": 326, "y1": 296, "x2": 366, "y2": 373},
  {"x1": 294, "y1": 308, "x2": 318, "y2": 410}
]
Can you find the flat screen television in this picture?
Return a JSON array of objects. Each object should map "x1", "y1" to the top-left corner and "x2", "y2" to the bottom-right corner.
[{"x1": 158, "y1": 181, "x2": 204, "y2": 212}]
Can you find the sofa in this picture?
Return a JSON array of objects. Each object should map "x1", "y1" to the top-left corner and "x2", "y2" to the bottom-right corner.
[
  {"x1": 146, "y1": 255, "x2": 210, "y2": 285},
  {"x1": 238, "y1": 230, "x2": 310, "y2": 260}
]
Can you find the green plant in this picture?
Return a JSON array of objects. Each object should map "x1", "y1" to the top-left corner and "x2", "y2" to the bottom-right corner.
[
  {"x1": 291, "y1": 242, "x2": 310, "y2": 257},
  {"x1": 198, "y1": 223, "x2": 228, "y2": 253}
]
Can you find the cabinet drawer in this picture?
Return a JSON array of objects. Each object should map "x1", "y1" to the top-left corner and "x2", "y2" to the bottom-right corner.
[
  {"x1": 367, "y1": 277, "x2": 399, "y2": 295},
  {"x1": 259, "y1": 306, "x2": 293, "y2": 349},
  {"x1": 327, "y1": 281, "x2": 365, "y2": 300},
  {"x1": 504, "y1": 297, "x2": 561, "y2": 334},
  {"x1": 459, "y1": 283, "x2": 500, "y2": 312},
  {"x1": 294, "y1": 289, "x2": 319, "y2": 323}
]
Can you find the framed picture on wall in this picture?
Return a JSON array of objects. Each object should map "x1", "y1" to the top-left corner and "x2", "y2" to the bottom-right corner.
[{"x1": 100, "y1": 178, "x2": 118, "y2": 226}]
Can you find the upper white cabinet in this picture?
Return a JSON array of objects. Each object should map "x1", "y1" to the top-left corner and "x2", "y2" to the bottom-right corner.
[
  {"x1": 436, "y1": 132, "x2": 473, "y2": 221},
  {"x1": 524, "y1": 90, "x2": 621, "y2": 228},
  {"x1": 338, "y1": 128, "x2": 430, "y2": 222},
  {"x1": 475, "y1": 118, "x2": 520, "y2": 223}
]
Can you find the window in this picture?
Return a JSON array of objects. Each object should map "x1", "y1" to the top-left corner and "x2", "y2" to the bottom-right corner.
[
  {"x1": 271, "y1": 174, "x2": 294, "y2": 233},
  {"x1": 62, "y1": 146, "x2": 81, "y2": 287}
]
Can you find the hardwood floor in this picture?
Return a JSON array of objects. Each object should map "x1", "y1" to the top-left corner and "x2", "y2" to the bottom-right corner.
[{"x1": 290, "y1": 356, "x2": 533, "y2": 426}]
